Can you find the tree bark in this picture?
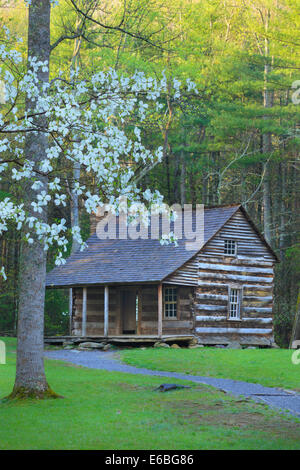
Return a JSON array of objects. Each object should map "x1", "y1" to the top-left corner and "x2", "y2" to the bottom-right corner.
[
  {"x1": 261, "y1": 11, "x2": 273, "y2": 245},
  {"x1": 70, "y1": 14, "x2": 82, "y2": 254},
  {"x1": 279, "y1": 162, "x2": 286, "y2": 260},
  {"x1": 180, "y1": 129, "x2": 186, "y2": 206},
  {"x1": 9, "y1": 0, "x2": 59, "y2": 400},
  {"x1": 262, "y1": 159, "x2": 272, "y2": 243},
  {"x1": 70, "y1": 161, "x2": 81, "y2": 254}
]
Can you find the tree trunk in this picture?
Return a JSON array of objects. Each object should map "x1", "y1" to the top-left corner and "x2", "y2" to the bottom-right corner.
[
  {"x1": 262, "y1": 159, "x2": 272, "y2": 243},
  {"x1": 262, "y1": 12, "x2": 273, "y2": 245},
  {"x1": 279, "y1": 162, "x2": 286, "y2": 260},
  {"x1": 180, "y1": 149, "x2": 186, "y2": 206},
  {"x1": 9, "y1": 0, "x2": 58, "y2": 400},
  {"x1": 180, "y1": 127, "x2": 186, "y2": 207},
  {"x1": 70, "y1": 15, "x2": 82, "y2": 254},
  {"x1": 70, "y1": 161, "x2": 81, "y2": 254}
]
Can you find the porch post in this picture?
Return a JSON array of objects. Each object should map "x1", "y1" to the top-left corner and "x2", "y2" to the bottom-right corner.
[
  {"x1": 158, "y1": 283, "x2": 163, "y2": 338},
  {"x1": 104, "y1": 285, "x2": 109, "y2": 337},
  {"x1": 82, "y1": 287, "x2": 87, "y2": 336},
  {"x1": 69, "y1": 288, "x2": 73, "y2": 335}
]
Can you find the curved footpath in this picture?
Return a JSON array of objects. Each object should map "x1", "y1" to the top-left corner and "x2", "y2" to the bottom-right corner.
[{"x1": 45, "y1": 349, "x2": 300, "y2": 418}]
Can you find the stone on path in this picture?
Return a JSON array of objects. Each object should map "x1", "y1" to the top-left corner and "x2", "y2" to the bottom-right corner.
[
  {"x1": 154, "y1": 342, "x2": 170, "y2": 348},
  {"x1": 226, "y1": 341, "x2": 242, "y2": 349},
  {"x1": 78, "y1": 342, "x2": 105, "y2": 350}
]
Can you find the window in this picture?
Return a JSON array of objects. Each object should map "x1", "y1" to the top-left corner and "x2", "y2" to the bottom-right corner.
[
  {"x1": 228, "y1": 287, "x2": 242, "y2": 320},
  {"x1": 164, "y1": 287, "x2": 177, "y2": 318},
  {"x1": 224, "y1": 239, "x2": 237, "y2": 255}
]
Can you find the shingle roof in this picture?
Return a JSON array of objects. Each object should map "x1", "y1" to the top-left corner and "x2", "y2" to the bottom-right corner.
[{"x1": 46, "y1": 205, "x2": 241, "y2": 287}]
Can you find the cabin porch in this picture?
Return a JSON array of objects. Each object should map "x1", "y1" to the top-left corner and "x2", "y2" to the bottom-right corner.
[{"x1": 65, "y1": 283, "x2": 195, "y2": 339}]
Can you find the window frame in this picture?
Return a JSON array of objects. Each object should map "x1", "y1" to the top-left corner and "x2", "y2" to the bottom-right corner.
[
  {"x1": 227, "y1": 286, "x2": 243, "y2": 321},
  {"x1": 163, "y1": 286, "x2": 178, "y2": 320},
  {"x1": 224, "y1": 239, "x2": 238, "y2": 256}
]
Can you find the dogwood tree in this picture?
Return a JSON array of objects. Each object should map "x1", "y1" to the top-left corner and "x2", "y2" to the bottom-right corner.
[{"x1": 0, "y1": 0, "x2": 195, "y2": 398}]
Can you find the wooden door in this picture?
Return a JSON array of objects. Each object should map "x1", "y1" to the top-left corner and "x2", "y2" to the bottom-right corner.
[{"x1": 122, "y1": 290, "x2": 137, "y2": 334}]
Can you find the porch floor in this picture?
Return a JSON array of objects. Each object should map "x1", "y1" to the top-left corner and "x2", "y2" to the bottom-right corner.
[{"x1": 44, "y1": 334, "x2": 195, "y2": 346}]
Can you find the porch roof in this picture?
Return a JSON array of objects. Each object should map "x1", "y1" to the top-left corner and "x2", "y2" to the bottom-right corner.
[{"x1": 46, "y1": 205, "x2": 240, "y2": 288}]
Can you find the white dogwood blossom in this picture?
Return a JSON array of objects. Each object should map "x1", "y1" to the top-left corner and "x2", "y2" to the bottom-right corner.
[
  {"x1": 54, "y1": 194, "x2": 66, "y2": 207},
  {"x1": 0, "y1": 27, "x2": 194, "y2": 278},
  {"x1": 0, "y1": 266, "x2": 7, "y2": 280}
]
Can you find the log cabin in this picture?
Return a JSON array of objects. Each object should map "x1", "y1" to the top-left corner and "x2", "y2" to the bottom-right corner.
[{"x1": 46, "y1": 204, "x2": 278, "y2": 347}]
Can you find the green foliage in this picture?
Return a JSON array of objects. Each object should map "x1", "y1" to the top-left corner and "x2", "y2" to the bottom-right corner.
[
  {"x1": 273, "y1": 303, "x2": 294, "y2": 348},
  {"x1": 0, "y1": 190, "x2": 11, "y2": 201},
  {"x1": 44, "y1": 289, "x2": 69, "y2": 336},
  {"x1": 286, "y1": 244, "x2": 300, "y2": 278}
]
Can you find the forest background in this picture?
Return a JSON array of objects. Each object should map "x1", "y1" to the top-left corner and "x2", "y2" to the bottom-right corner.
[{"x1": 0, "y1": 0, "x2": 299, "y2": 347}]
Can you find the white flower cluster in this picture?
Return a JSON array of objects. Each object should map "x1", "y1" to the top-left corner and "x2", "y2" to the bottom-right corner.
[
  {"x1": 0, "y1": 33, "x2": 194, "y2": 279},
  {"x1": 0, "y1": 266, "x2": 6, "y2": 280}
]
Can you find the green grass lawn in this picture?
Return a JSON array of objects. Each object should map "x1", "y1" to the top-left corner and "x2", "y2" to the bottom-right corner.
[
  {"x1": 1, "y1": 337, "x2": 300, "y2": 450},
  {"x1": 120, "y1": 347, "x2": 300, "y2": 391}
]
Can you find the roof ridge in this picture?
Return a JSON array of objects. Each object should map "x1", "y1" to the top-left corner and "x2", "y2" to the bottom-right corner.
[
  {"x1": 204, "y1": 203, "x2": 241, "y2": 210},
  {"x1": 155, "y1": 204, "x2": 241, "y2": 211}
]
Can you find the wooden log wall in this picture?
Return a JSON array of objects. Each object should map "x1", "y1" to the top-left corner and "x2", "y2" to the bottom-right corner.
[
  {"x1": 165, "y1": 209, "x2": 276, "y2": 346},
  {"x1": 138, "y1": 285, "x2": 157, "y2": 335},
  {"x1": 72, "y1": 287, "x2": 120, "y2": 336},
  {"x1": 163, "y1": 257, "x2": 199, "y2": 286},
  {"x1": 195, "y1": 257, "x2": 274, "y2": 345},
  {"x1": 203, "y1": 210, "x2": 274, "y2": 261},
  {"x1": 139, "y1": 285, "x2": 194, "y2": 335},
  {"x1": 195, "y1": 210, "x2": 275, "y2": 345}
]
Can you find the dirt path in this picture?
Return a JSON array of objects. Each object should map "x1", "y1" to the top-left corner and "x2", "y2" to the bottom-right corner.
[{"x1": 45, "y1": 349, "x2": 300, "y2": 418}]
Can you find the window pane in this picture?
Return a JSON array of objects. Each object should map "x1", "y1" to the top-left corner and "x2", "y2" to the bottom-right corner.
[
  {"x1": 229, "y1": 288, "x2": 241, "y2": 319},
  {"x1": 224, "y1": 240, "x2": 236, "y2": 255},
  {"x1": 164, "y1": 287, "x2": 177, "y2": 318}
]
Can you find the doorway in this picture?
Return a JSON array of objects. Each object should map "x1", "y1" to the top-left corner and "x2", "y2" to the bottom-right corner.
[{"x1": 121, "y1": 290, "x2": 138, "y2": 334}]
